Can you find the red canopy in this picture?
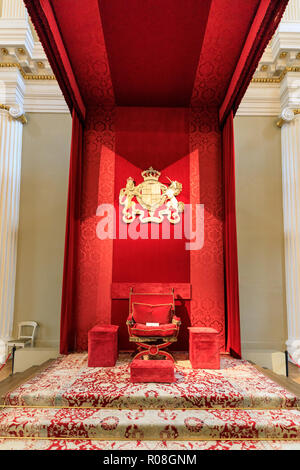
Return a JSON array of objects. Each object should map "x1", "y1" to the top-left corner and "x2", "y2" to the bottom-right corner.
[
  {"x1": 26, "y1": 0, "x2": 287, "y2": 119},
  {"x1": 25, "y1": 0, "x2": 288, "y2": 357}
]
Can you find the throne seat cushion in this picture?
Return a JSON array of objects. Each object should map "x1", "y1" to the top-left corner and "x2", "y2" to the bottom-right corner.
[
  {"x1": 131, "y1": 323, "x2": 177, "y2": 337},
  {"x1": 132, "y1": 303, "x2": 172, "y2": 324}
]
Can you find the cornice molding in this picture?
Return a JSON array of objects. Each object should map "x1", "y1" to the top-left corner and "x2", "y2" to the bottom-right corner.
[
  {"x1": 252, "y1": 66, "x2": 300, "y2": 83},
  {"x1": 237, "y1": 82, "x2": 281, "y2": 116},
  {"x1": 0, "y1": 62, "x2": 56, "y2": 80},
  {"x1": 242, "y1": 5, "x2": 300, "y2": 117},
  {"x1": 24, "y1": 81, "x2": 69, "y2": 113}
]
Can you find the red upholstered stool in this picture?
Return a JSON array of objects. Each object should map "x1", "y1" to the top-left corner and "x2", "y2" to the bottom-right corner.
[
  {"x1": 88, "y1": 325, "x2": 119, "y2": 367},
  {"x1": 130, "y1": 359, "x2": 175, "y2": 383},
  {"x1": 188, "y1": 327, "x2": 220, "y2": 369}
]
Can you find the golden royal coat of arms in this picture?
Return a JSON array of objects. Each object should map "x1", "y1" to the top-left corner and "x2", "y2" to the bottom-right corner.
[{"x1": 119, "y1": 167, "x2": 184, "y2": 224}]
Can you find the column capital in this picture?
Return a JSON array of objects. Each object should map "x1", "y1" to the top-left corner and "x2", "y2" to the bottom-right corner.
[
  {"x1": 0, "y1": 103, "x2": 27, "y2": 124},
  {"x1": 276, "y1": 106, "x2": 300, "y2": 127},
  {"x1": 0, "y1": 66, "x2": 25, "y2": 107}
]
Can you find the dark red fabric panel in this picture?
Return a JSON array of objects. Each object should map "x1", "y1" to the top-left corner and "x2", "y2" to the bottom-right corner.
[
  {"x1": 219, "y1": 0, "x2": 270, "y2": 122},
  {"x1": 189, "y1": 107, "x2": 225, "y2": 351},
  {"x1": 24, "y1": 0, "x2": 85, "y2": 120},
  {"x1": 74, "y1": 107, "x2": 115, "y2": 352},
  {"x1": 191, "y1": 0, "x2": 260, "y2": 107},
  {"x1": 222, "y1": 111, "x2": 241, "y2": 359},
  {"x1": 99, "y1": 0, "x2": 212, "y2": 106},
  {"x1": 113, "y1": 107, "x2": 190, "y2": 283},
  {"x1": 60, "y1": 110, "x2": 83, "y2": 354},
  {"x1": 51, "y1": 0, "x2": 114, "y2": 107},
  {"x1": 112, "y1": 107, "x2": 191, "y2": 350}
]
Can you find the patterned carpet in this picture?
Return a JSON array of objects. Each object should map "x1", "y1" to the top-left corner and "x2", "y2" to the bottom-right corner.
[
  {"x1": 3, "y1": 353, "x2": 299, "y2": 409},
  {"x1": 0, "y1": 353, "x2": 300, "y2": 450},
  {"x1": 1, "y1": 407, "x2": 300, "y2": 440}
]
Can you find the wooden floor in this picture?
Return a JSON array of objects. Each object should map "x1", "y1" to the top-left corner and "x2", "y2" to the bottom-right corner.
[
  {"x1": 289, "y1": 362, "x2": 300, "y2": 384},
  {"x1": 0, "y1": 360, "x2": 11, "y2": 382},
  {"x1": 0, "y1": 359, "x2": 53, "y2": 403}
]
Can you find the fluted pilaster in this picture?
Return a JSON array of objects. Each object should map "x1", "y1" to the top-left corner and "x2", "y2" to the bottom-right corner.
[
  {"x1": 0, "y1": 107, "x2": 23, "y2": 362},
  {"x1": 1, "y1": 0, "x2": 27, "y2": 19},
  {"x1": 282, "y1": 0, "x2": 300, "y2": 22},
  {"x1": 280, "y1": 109, "x2": 300, "y2": 364}
]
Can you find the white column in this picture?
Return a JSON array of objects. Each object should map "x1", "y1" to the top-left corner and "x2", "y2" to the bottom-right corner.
[
  {"x1": 0, "y1": 105, "x2": 23, "y2": 362},
  {"x1": 282, "y1": 0, "x2": 300, "y2": 22},
  {"x1": 1, "y1": 0, "x2": 27, "y2": 19},
  {"x1": 280, "y1": 108, "x2": 300, "y2": 365}
]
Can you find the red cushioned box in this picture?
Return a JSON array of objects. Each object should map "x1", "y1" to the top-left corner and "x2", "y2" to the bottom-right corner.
[
  {"x1": 188, "y1": 327, "x2": 220, "y2": 369},
  {"x1": 88, "y1": 325, "x2": 119, "y2": 367},
  {"x1": 130, "y1": 359, "x2": 175, "y2": 383}
]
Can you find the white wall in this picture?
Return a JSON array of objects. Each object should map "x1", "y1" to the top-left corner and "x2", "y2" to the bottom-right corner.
[
  {"x1": 13, "y1": 112, "x2": 71, "y2": 348},
  {"x1": 234, "y1": 115, "x2": 287, "y2": 352}
]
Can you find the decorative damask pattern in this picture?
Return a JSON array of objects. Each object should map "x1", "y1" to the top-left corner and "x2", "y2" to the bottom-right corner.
[
  {"x1": 51, "y1": 0, "x2": 115, "y2": 107},
  {"x1": 1, "y1": 406, "x2": 300, "y2": 441},
  {"x1": 5, "y1": 354, "x2": 299, "y2": 410},
  {"x1": 75, "y1": 107, "x2": 115, "y2": 350},
  {"x1": 190, "y1": 0, "x2": 260, "y2": 107},
  {"x1": 189, "y1": 107, "x2": 225, "y2": 350}
]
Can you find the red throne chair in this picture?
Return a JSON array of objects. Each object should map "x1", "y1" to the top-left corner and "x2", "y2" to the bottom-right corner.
[{"x1": 126, "y1": 288, "x2": 181, "y2": 361}]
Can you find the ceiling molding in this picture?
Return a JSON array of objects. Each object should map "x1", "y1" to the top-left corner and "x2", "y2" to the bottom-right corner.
[
  {"x1": 24, "y1": 81, "x2": 69, "y2": 113},
  {"x1": 0, "y1": 6, "x2": 68, "y2": 113},
  {"x1": 0, "y1": 62, "x2": 56, "y2": 80},
  {"x1": 237, "y1": 82, "x2": 281, "y2": 116},
  {"x1": 242, "y1": 9, "x2": 300, "y2": 117}
]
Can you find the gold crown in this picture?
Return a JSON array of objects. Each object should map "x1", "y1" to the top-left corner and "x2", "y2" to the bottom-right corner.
[{"x1": 141, "y1": 167, "x2": 161, "y2": 181}]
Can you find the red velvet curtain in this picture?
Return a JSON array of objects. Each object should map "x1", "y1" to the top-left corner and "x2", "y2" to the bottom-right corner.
[
  {"x1": 222, "y1": 111, "x2": 241, "y2": 358},
  {"x1": 60, "y1": 110, "x2": 83, "y2": 354}
]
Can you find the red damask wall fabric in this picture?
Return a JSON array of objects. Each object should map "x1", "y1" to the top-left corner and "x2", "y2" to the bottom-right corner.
[
  {"x1": 112, "y1": 107, "x2": 191, "y2": 351},
  {"x1": 222, "y1": 111, "x2": 241, "y2": 358},
  {"x1": 190, "y1": 107, "x2": 225, "y2": 351},
  {"x1": 73, "y1": 106, "x2": 225, "y2": 353},
  {"x1": 74, "y1": 107, "x2": 115, "y2": 351}
]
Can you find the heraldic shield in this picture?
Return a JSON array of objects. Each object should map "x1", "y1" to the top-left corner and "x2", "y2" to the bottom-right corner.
[{"x1": 119, "y1": 167, "x2": 184, "y2": 224}]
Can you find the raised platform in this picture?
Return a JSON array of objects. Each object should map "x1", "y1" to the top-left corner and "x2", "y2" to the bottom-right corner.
[
  {"x1": 0, "y1": 352, "x2": 300, "y2": 450},
  {"x1": 3, "y1": 352, "x2": 299, "y2": 409}
]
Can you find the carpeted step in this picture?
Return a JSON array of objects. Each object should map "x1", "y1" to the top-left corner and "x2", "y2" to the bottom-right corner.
[
  {"x1": 0, "y1": 438, "x2": 300, "y2": 450},
  {"x1": 1, "y1": 407, "x2": 300, "y2": 441},
  {"x1": 4, "y1": 353, "x2": 300, "y2": 410}
]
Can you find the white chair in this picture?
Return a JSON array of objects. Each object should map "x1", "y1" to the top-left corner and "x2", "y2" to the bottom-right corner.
[{"x1": 7, "y1": 321, "x2": 38, "y2": 348}]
